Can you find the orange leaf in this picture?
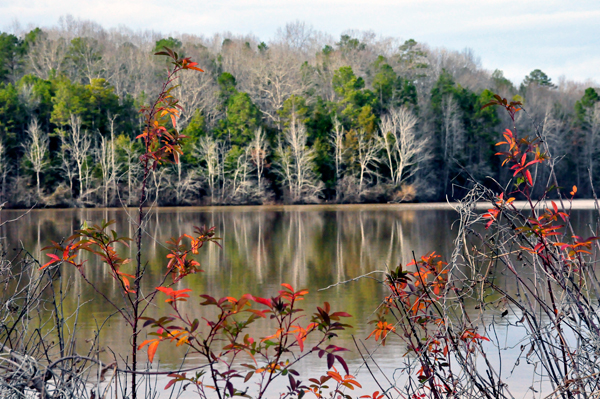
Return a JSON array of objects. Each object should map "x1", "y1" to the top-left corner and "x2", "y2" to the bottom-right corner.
[
  {"x1": 281, "y1": 283, "x2": 294, "y2": 292},
  {"x1": 148, "y1": 340, "x2": 160, "y2": 363},
  {"x1": 296, "y1": 333, "x2": 305, "y2": 352}
]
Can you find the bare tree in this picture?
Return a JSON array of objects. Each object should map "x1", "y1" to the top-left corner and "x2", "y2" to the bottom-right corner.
[
  {"x1": 104, "y1": 36, "x2": 158, "y2": 101},
  {"x1": 27, "y1": 32, "x2": 68, "y2": 79},
  {"x1": 440, "y1": 95, "x2": 463, "y2": 191},
  {"x1": 329, "y1": 117, "x2": 348, "y2": 201},
  {"x1": 441, "y1": 95, "x2": 462, "y2": 162},
  {"x1": 108, "y1": 115, "x2": 118, "y2": 198},
  {"x1": 170, "y1": 163, "x2": 201, "y2": 205},
  {"x1": 274, "y1": 21, "x2": 316, "y2": 53},
  {"x1": 23, "y1": 118, "x2": 49, "y2": 198},
  {"x1": 249, "y1": 127, "x2": 269, "y2": 199},
  {"x1": 89, "y1": 114, "x2": 119, "y2": 206},
  {"x1": 150, "y1": 167, "x2": 168, "y2": 205},
  {"x1": 58, "y1": 130, "x2": 76, "y2": 197},
  {"x1": 248, "y1": 46, "x2": 308, "y2": 125},
  {"x1": 175, "y1": 75, "x2": 220, "y2": 128},
  {"x1": 330, "y1": 118, "x2": 346, "y2": 182},
  {"x1": 195, "y1": 135, "x2": 221, "y2": 204},
  {"x1": 68, "y1": 115, "x2": 92, "y2": 201},
  {"x1": 115, "y1": 134, "x2": 140, "y2": 205},
  {"x1": 227, "y1": 147, "x2": 255, "y2": 203},
  {"x1": 378, "y1": 106, "x2": 429, "y2": 187},
  {"x1": 354, "y1": 130, "x2": 381, "y2": 191},
  {"x1": 532, "y1": 106, "x2": 562, "y2": 194},
  {"x1": 97, "y1": 133, "x2": 113, "y2": 206},
  {"x1": 275, "y1": 114, "x2": 323, "y2": 203},
  {"x1": 172, "y1": 161, "x2": 185, "y2": 205}
]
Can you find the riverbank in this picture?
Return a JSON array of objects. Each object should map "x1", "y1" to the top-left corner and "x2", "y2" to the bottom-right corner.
[{"x1": 2, "y1": 198, "x2": 598, "y2": 214}]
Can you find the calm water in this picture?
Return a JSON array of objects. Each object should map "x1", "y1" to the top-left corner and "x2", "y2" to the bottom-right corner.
[{"x1": 1, "y1": 204, "x2": 598, "y2": 397}]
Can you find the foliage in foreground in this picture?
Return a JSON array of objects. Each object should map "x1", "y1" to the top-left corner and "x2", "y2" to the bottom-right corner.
[{"x1": 357, "y1": 95, "x2": 600, "y2": 399}]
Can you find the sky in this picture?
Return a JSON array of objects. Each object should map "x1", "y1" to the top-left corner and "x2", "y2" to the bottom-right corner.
[{"x1": 2, "y1": 0, "x2": 599, "y2": 86}]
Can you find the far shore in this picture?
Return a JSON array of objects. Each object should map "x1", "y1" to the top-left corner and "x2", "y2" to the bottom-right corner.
[{"x1": 1, "y1": 199, "x2": 598, "y2": 213}]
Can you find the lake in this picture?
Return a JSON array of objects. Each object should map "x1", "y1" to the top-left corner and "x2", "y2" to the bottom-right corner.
[{"x1": 1, "y1": 203, "x2": 598, "y2": 398}]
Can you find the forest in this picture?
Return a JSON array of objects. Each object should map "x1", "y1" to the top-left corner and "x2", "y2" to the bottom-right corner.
[{"x1": 0, "y1": 16, "x2": 598, "y2": 207}]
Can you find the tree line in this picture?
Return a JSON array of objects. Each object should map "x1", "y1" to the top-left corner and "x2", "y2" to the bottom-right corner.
[{"x1": 0, "y1": 16, "x2": 598, "y2": 207}]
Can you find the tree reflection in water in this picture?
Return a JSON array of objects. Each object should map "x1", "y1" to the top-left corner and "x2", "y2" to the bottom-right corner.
[{"x1": 2, "y1": 204, "x2": 593, "y2": 396}]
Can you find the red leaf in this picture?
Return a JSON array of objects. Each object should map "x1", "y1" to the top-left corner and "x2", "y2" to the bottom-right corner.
[
  {"x1": 330, "y1": 312, "x2": 352, "y2": 318},
  {"x1": 525, "y1": 170, "x2": 533, "y2": 186},
  {"x1": 252, "y1": 296, "x2": 272, "y2": 308},
  {"x1": 40, "y1": 254, "x2": 61, "y2": 270},
  {"x1": 164, "y1": 379, "x2": 175, "y2": 390}
]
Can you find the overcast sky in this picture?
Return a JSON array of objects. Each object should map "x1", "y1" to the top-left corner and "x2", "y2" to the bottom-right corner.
[{"x1": 2, "y1": 0, "x2": 599, "y2": 85}]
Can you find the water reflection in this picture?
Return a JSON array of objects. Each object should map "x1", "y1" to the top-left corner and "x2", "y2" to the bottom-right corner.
[{"x1": 2, "y1": 205, "x2": 595, "y2": 397}]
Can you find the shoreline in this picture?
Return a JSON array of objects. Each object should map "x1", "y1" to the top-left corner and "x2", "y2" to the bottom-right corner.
[{"x1": 1, "y1": 199, "x2": 598, "y2": 213}]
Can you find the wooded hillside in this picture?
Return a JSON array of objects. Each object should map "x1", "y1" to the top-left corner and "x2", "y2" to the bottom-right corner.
[{"x1": 0, "y1": 17, "x2": 598, "y2": 207}]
